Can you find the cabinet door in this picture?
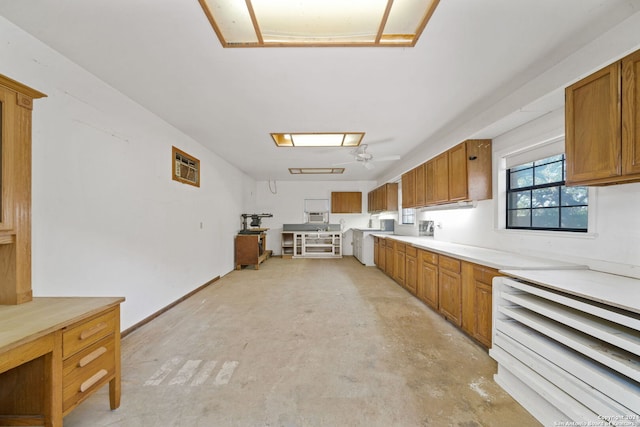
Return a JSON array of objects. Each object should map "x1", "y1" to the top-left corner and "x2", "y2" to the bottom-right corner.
[
  {"x1": 393, "y1": 243, "x2": 406, "y2": 286},
  {"x1": 566, "y1": 62, "x2": 621, "y2": 185},
  {"x1": 438, "y1": 269, "x2": 461, "y2": 326},
  {"x1": 474, "y1": 281, "x2": 493, "y2": 348},
  {"x1": 379, "y1": 239, "x2": 386, "y2": 270},
  {"x1": 401, "y1": 169, "x2": 416, "y2": 208},
  {"x1": 427, "y1": 152, "x2": 449, "y2": 204},
  {"x1": 622, "y1": 49, "x2": 640, "y2": 177},
  {"x1": 415, "y1": 163, "x2": 426, "y2": 207},
  {"x1": 405, "y1": 246, "x2": 417, "y2": 294},
  {"x1": 418, "y1": 253, "x2": 438, "y2": 309},
  {"x1": 405, "y1": 254, "x2": 417, "y2": 294},
  {"x1": 384, "y1": 244, "x2": 394, "y2": 276},
  {"x1": 448, "y1": 142, "x2": 468, "y2": 201}
]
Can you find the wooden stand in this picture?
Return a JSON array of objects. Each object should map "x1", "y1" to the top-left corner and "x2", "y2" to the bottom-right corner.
[{"x1": 235, "y1": 232, "x2": 271, "y2": 270}]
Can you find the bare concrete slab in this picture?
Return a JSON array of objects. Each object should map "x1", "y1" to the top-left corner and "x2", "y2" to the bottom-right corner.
[{"x1": 64, "y1": 257, "x2": 540, "y2": 426}]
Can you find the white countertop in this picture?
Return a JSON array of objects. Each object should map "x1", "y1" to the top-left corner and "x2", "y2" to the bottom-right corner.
[
  {"x1": 373, "y1": 234, "x2": 585, "y2": 271},
  {"x1": 499, "y1": 269, "x2": 640, "y2": 314}
]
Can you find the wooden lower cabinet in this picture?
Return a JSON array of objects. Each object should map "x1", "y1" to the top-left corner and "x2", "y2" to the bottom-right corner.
[
  {"x1": 404, "y1": 246, "x2": 418, "y2": 294},
  {"x1": 375, "y1": 238, "x2": 494, "y2": 350},
  {"x1": 462, "y1": 262, "x2": 499, "y2": 348},
  {"x1": 438, "y1": 255, "x2": 462, "y2": 326},
  {"x1": 417, "y1": 249, "x2": 438, "y2": 309}
]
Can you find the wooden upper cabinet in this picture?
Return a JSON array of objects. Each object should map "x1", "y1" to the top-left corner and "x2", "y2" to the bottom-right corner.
[
  {"x1": 401, "y1": 168, "x2": 416, "y2": 208},
  {"x1": 622, "y1": 49, "x2": 640, "y2": 177},
  {"x1": 331, "y1": 191, "x2": 362, "y2": 213},
  {"x1": 566, "y1": 63, "x2": 622, "y2": 185},
  {"x1": 367, "y1": 183, "x2": 398, "y2": 213},
  {"x1": 566, "y1": 48, "x2": 640, "y2": 186}
]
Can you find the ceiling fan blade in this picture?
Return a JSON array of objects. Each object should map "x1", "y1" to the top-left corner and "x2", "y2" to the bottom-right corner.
[
  {"x1": 332, "y1": 160, "x2": 358, "y2": 166},
  {"x1": 363, "y1": 161, "x2": 375, "y2": 170},
  {"x1": 373, "y1": 155, "x2": 401, "y2": 162}
]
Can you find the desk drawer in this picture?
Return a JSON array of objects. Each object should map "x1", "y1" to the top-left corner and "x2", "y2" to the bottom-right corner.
[
  {"x1": 63, "y1": 309, "x2": 117, "y2": 358},
  {"x1": 62, "y1": 335, "x2": 115, "y2": 412}
]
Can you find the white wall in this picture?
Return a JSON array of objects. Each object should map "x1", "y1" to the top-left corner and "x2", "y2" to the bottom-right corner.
[
  {"x1": 418, "y1": 109, "x2": 640, "y2": 279},
  {"x1": 255, "y1": 180, "x2": 377, "y2": 256},
  {"x1": 0, "y1": 17, "x2": 256, "y2": 330}
]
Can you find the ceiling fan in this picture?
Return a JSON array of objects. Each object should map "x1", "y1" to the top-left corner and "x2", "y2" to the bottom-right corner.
[{"x1": 334, "y1": 144, "x2": 400, "y2": 170}]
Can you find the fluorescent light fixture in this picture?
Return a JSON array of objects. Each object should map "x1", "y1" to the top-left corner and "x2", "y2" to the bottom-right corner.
[
  {"x1": 198, "y1": 0, "x2": 440, "y2": 47},
  {"x1": 289, "y1": 168, "x2": 345, "y2": 174},
  {"x1": 272, "y1": 132, "x2": 364, "y2": 147}
]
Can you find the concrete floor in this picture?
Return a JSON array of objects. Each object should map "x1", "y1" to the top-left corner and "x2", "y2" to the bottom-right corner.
[{"x1": 64, "y1": 257, "x2": 540, "y2": 427}]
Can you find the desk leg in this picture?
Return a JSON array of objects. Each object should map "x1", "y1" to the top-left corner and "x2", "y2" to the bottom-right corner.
[
  {"x1": 43, "y1": 331, "x2": 63, "y2": 427},
  {"x1": 110, "y1": 307, "x2": 122, "y2": 410}
]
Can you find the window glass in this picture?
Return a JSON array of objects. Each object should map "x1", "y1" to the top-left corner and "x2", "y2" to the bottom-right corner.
[{"x1": 506, "y1": 154, "x2": 588, "y2": 232}]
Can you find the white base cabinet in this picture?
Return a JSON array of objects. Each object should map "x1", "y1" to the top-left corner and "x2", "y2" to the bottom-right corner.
[
  {"x1": 491, "y1": 274, "x2": 640, "y2": 426},
  {"x1": 282, "y1": 232, "x2": 342, "y2": 258}
]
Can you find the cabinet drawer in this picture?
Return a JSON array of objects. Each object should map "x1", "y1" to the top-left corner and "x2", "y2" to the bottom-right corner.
[
  {"x1": 419, "y1": 250, "x2": 438, "y2": 265},
  {"x1": 62, "y1": 335, "x2": 115, "y2": 412},
  {"x1": 472, "y1": 265, "x2": 500, "y2": 284},
  {"x1": 439, "y1": 255, "x2": 461, "y2": 273},
  {"x1": 405, "y1": 245, "x2": 417, "y2": 257},
  {"x1": 394, "y1": 242, "x2": 406, "y2": 252},
  {"x1": 63, "y1": 309, "x2": 117, "y2": 358}
]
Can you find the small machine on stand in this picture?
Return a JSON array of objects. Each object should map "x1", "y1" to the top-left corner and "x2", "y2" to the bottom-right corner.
[
  {"x1": 236, "y1": 213, "x2": 273, "y2": 269},
  {"x1": 239, "y1": 213, "x2": 273, "y2": 234}
]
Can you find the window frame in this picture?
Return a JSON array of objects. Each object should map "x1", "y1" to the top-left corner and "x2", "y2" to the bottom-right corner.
[
  {"x1": 172, "y1": 146, "x2": 200, "y2": 188},
  {"x1": 505, "y1": 154, "x2": 588, "y2": 232}
]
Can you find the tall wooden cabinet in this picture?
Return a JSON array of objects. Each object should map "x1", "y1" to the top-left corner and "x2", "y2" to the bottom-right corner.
[
  {"x1": 565, "y1": 48, "x2": 640, "y2": 186},
  {"x1": 0, "y1": 75, "x2": 46, "y2": 305}
]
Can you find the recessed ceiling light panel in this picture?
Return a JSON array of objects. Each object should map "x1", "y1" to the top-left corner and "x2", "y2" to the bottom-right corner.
[
  {"x1": 272, "y1": 132, "x2": 364, "y2": 147},
  {"x1": 199, "y1": 0, "x2": 440, "y2": 47},
  {"x1": 289, "y1": 168, "x2": 345, "y2": 174}
]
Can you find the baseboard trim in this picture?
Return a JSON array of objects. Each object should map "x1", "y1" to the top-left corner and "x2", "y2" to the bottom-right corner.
[{"x1": 121, "y1": 276, "x2": 220, "y2": 338}]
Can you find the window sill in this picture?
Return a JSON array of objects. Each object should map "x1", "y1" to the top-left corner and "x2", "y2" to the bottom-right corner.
[{"x1": 496, "y1": 228, "x2": 598, "y2": 239}]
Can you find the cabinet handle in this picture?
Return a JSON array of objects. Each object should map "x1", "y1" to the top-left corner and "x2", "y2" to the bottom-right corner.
[
  {"x1": 78, "y1": 346, "x2": 107, "y2": 368},
  {"x1": 79, "y1": 322, "x2": 107, "y2": 340},
  {"x1": 79, "y1": 369, "x2": 108, "y2": 393}
]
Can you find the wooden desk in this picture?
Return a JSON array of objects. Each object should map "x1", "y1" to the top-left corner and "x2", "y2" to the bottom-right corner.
[{"x1": 0, "y1": 297, "x2": 125, "y2": 426}]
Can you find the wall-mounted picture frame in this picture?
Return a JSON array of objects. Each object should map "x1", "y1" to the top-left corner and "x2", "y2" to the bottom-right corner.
[{"x1": 172, "y1": 146, "x2": 200, "y2": 187}]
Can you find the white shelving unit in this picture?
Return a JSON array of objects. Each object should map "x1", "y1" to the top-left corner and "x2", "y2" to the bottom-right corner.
[
  {"x1": 281, "y1": 232, "x2": 342, "y2": 259},
  {"x1": 491, "y1": 271, "x2": 640, "y2": 426}
]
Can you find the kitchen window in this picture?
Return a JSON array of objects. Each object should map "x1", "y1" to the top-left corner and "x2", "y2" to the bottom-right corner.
[
  {"x1": 401, "y1": 208, "x2": 415, "y2": 225},
  {"x1": 506, "y1": 154, "x2": 588, "y2": 232}
]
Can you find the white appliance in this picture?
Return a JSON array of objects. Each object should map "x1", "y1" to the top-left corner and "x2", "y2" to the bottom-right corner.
[{"x1": 353, "y1": 229, "x2": 380, "y2": 266}]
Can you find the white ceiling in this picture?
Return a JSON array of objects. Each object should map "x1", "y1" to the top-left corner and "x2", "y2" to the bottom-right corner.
[{"x1": 1, "y1": 0, "x2": 639, "y2": 182}]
